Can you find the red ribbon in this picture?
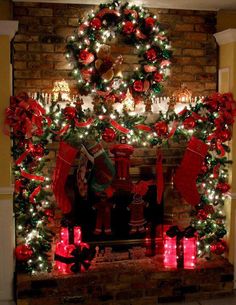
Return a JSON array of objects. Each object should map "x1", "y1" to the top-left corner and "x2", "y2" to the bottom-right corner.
[
  {"x1": 16, "y1": 149, "x2": 31, "y2": 165},
  {"x1": 168, "y1": 121, "x2": 178, "y2": 139},
  {"x1": 21, "y1": 170, "x2": 45, "y2": 182},
  {"x1": 75, "y1": 117, "x2": 94, "y2": 128},
  {"x1": 29, "y1": 186, "x2": 41, "y2": 203},
  {"x1": 216, "y1": 140, "x2": 225, "y2": 157},
  {"x1": 134, "y1": 124, "x2": 152, "y2": 132},
  {"x1": 51, "y1": 124, "x2": 70, "y2": 135},
  {"x1": 5, "y1": 93, "x2": 45, "y2": 138},
  {"x1": 110, "y1": 119, "x2": 130, "y2": 134}
]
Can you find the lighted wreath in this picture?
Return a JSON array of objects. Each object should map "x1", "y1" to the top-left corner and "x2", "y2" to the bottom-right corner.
[{"x1": 66, "y1": 0, "x2": 171, "y2": 103}]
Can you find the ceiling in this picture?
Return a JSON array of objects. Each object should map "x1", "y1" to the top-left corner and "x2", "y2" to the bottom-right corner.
[{"x1": 12, "y1": 0, "x2": 236, "y2": 11}]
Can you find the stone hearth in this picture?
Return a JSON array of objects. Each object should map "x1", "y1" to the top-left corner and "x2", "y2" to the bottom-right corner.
[{"x1": 17, "y1": 257, "x2": 233, "y2": 305}]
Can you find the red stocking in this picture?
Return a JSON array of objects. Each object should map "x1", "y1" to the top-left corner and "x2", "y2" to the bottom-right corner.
[
  {"x1": 52, "y1": 141, "x2": 78, "y2": 213},
  {"x1": 174, "y1": 136, "x2": 208, "y2": 206}
]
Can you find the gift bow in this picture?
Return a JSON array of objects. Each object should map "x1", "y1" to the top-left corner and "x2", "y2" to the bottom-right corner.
[
  {"x1": 54, "y1": 243, "x2": 94, "y2": 273},
  {"x1": 166, "y1": 225, "x2": 196, "y2": 239}
]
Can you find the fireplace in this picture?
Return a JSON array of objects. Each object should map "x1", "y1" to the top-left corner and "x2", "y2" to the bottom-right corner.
[{"x1": 50, "y1": 140, "x2": 189, "y2": 260}]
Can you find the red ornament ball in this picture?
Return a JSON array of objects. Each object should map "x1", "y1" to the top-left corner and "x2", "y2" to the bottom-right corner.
[
  {"x1": 32, "y1": 144, "x2": 44, "y2": 158},
  {"x1": 15, "y1": 244, "x2": 33, "y2": 261},
  {"x1": 153, "y1": 72, "x2": 163, "y2": 83},
  {"x1": 145, "y1": 48, "x2": 157, "y2": 61},
  {"x1": 64, "y1": 106, "x2": 76, "y2": 120},
  {"x1": 78, "y1": 50, "x2": 94, "y2": 65},
  {"x1": 102, "y1": 128, "x2": 116, "y2": 143},
  {"x1": 217, "y1": 182, "x2": 230, "y2": 193},
  {"x1": 197, "y1": 209, "x2": 208, "y2": 220},
  {"x1": 145, "y1": 17, "x2": 155, "y2": 28},
  {"x1": 204, "y1": 204, "x2": 215, "y2": 214},
  {"x1": 210, "y1": 240, "x2": 227, "y2": 255},
  {"x1": 133, "y1": 80, "x2": 144, "y2": 92},
  {"x1": 123, "y1": 21, "x2": 135, "y2": 34},
  {"x1": 90, "y1": 17, "x2": 102, "y2": 30},
  {"x1": 79, "y1": 49, "x2": 90, "y2": 61},
  {"x1": 154, "y1": 121, "x2": 168, "y2": 136},
  {"x1": 183, "y1": 116, "x2": 196, "y2": 129},
  {"x1": 219, "y1": 129, "x2": 232, "y2": 142}
]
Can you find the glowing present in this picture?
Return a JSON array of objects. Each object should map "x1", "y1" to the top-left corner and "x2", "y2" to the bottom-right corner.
[
  {"x1": 183, "y1": 237, "x2": 196, "y2": 269},
  {"x1": 74, "y1": 226, "x2": 82, "y2": 246},
  {"x1": 54, "y1": 242, "x2": 75, "y2": 274},
  {"x1": 60, "y1": 227, "x2": 69, "y2": 245},
  {"x1": 164, "y1": 235, "x2": 177, "y2": 269}
]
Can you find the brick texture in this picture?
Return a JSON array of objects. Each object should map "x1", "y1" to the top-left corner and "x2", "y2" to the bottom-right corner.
[
  {"x1": 13, "y1": 3, "x2": 217, "y2": 96},
  {"x1": 17, "y1": 257, "x2": 234, "y2": 305}
]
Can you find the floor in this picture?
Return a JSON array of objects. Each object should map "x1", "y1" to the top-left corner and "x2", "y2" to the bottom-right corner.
[{"x1": 158, "y1": 291, "x2": 236, "y2": 305}]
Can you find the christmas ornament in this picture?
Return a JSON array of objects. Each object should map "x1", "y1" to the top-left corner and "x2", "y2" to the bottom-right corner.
[
  {"x1": 210, "y1": 240, "x2": 227, "y2": 255},
  {"x1": 152, "y1": 83, "x2": 161, "y2": 93},
  {"x1": 154, "y1": 121, "x2": 168, "y2": 136},
  {"x1": 78, "y1": 50, "x2": 95, "y2": 65},
  {"x1": 216, "y1": 182, "x2": 230, "y2": 193},
  {"x1": 90, "y1": 17, "x2": 102, "y2": 30},
  {"x1": 123, "y1": 21, "x2": 135, "y2": 34},
  {"x1": 15, "y1": 244, "x2": 33, "y2": 261},
  {"x1": 183, "y1": 116, "x2": 196, "y2": 129},
  {"x1": 133, "y1": 80, "x2": 150, "y2": 92},
  {"x1": 219, "y1": 129, "x2": 231, "y2": 142},
  {"x1": 133, "y1": 80, "x2": 144, "y2": 92},
  {"x1": 174, "y1": 136, "x2": 208, "y2": 206},
  {"x1": 64, "y1": 106, "x2": 77, "y2": 120},
  {"x1": 197, "y1": 209, "x2": 208, "y2": 220},
  {"x1": 153, "y1": 72, "x2": 163, "y2": 83},
  {"x1": 145, "y1": 17, "x2": 155, "y2": 29},
  {"x1": 145, "y1": 48, "x2": 157, "y2": 61},
  {"x1": 102, "y1": 128, "x2": 116, "y2": 142},
  {"x1": 203, "y1": 204, "x2": 215, "y2": 214}
]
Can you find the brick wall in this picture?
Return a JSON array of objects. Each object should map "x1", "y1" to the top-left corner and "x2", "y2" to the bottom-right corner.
[{"x1": 13, "y1": 2, "x2": 217, "y2": 96}]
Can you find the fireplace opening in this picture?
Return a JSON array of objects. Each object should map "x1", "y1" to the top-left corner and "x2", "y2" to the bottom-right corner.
[{"x1": 53, "y1": 142, "x2": 187, "y2": 257}]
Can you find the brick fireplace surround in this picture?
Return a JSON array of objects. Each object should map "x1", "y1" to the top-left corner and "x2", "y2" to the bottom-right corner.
[{"x1": 0, "y1": 1, "x2": 236, "y2": 305}]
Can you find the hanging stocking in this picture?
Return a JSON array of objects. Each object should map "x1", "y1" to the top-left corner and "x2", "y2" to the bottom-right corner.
[
  {"x1": 156, "y1": 149, "x2": 164, "y2": 204},
  {"x1": 174, "y1": 136, "x2": 208, "y2": 206},
  {"x1": 52, "y1": 141, "x2": 78, "y2": 214},
  {"x1": 84, "y1": 141, "x2": 115, "y2": 192},
  {"x1": 76, "y1": 145, "x2": 93, "y2": 198}
]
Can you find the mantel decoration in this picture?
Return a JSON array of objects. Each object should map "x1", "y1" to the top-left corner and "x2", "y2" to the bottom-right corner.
[
  {"x1": 5, "y1": 90, "x2": 236, "y2": 273},
  {"x1": 4, "y1": 0, "x2": 236, "y2": 275}
]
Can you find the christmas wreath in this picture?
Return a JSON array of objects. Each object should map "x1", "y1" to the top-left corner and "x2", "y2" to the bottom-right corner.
[{"x1": 66, "y1": 0, "x2": 171, "y2": 103}]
